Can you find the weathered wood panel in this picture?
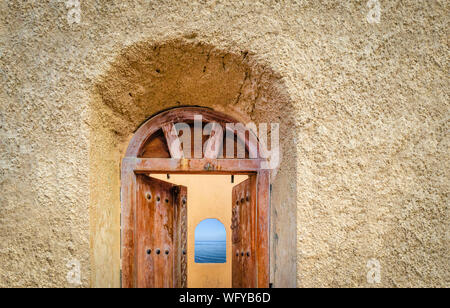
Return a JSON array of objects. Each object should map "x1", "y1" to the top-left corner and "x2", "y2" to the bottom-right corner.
[
  {"x1": 231, "y1": 186, "x2": 241, "y2": 288},
  {"x1": 140, "y1": 122, "x2": 250, "y2": 159},
  {"x1": 256, "y1": 171, "x2": 270, "y2": 288},
  {"x1": 136, "y1": 175, "x2": 175, "y2": 288},
  {"x1": 204, "y1": 122, "x2": 224, "y2": 159},
  {"x1": 162, "y1": 122, "x2": 185, "y2": 159},
  {"x1": 121, "y1": 160, "x2": 136, "y2": 288},
  {"x1": 140, "y1": 129, "x2": 171, "y2": 158},
  {"x1": 232, "y1": 177, "x2": 257, "y2": 288},
  {"x1": 173, "y1": 185, "x2": 188, "y2": 288},
  {"x1": 129, "y1": 107, "x2": 258, "y2": 158},
  {"x1": 128, "y1": 158, "x2": 262, "y2": 174}
]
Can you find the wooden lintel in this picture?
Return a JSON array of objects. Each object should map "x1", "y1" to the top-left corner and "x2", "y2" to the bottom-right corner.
[{"x1": 124, "y1": 158, "x2": 262, "y2": 174}]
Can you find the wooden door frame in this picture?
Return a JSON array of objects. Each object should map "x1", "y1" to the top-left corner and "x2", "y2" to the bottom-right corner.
[{"x1": 121, "y1": 107, "x2": 270, "y2": 288}]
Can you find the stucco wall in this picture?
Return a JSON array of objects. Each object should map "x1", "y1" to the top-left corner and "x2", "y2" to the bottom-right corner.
[{"x1": 0, "y1": 0, "x2": 448, "y2": 288}]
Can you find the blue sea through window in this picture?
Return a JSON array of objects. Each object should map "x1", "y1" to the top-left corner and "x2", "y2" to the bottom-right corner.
[{"x1": 195, "y1": 219, "x2": 226, "y2": 263}]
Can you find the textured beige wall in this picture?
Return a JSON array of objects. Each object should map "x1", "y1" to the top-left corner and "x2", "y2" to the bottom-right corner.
[
  {"x1": 154, "y1": 174, "x2": 248, "y2": 288},
  {"x1": 0, "y1": 0, "x2": 448, "y2": 288}
]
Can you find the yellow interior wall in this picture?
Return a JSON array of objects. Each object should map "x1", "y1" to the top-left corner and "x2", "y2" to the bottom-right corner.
[{"x1": 153, "y1": 174, "x2": 248, "y2": 288}]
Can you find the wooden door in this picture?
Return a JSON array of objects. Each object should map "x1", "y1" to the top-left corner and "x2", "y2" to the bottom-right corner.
[
  {"x1": 231, "y1": 176, "x2": 257, "y2": 288},
  {"x1": 173, "y1": 185, "x2": 188, "y2": 288},
  {"x1": 136, "y1": 175, "x2": 187, "y2": 288}
]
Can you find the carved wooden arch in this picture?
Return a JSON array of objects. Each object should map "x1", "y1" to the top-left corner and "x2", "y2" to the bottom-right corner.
[
  {"x1": 121, "y1": 107, "x2": 270, "y2": 288},
  {"x1": 126, "y1": 107, "x2": 260, "y2": 159}
]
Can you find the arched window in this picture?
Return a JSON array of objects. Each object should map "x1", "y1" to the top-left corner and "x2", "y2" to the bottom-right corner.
[{"x1": 195, "y1": 219, "x2": 226, "y2": 263}]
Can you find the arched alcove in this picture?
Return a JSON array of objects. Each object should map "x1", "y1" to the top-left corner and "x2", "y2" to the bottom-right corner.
[{"x1": 89, "y1": 39, "x2": 297, "y2": 287}]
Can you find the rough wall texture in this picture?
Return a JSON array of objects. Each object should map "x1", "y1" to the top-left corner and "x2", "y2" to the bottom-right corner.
[{"x1": 0, "y1": 0, "x2": 448, "y2": 288}]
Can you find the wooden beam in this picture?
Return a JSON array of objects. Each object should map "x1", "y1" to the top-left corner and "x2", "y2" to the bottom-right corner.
[
  {"x1": 161, "y1": 122, "x2": 184, "y2": 159},
  {"x1": 123, "y1": 158, "x2": 262, "y2": 174},
  {"x1": 204, "y1": 122, "x2": 224, "y2": 159},
  {"x1": 121, "y1": 159, "x2": 137, "y2": 288},
  {"x1": 256, "y1": 170, "x2": 270, "y2": 288}
]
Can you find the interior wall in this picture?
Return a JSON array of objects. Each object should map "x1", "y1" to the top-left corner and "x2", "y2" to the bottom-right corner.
[{"x1": 153, "y1": 174, "x2": 248, "y2": 288}]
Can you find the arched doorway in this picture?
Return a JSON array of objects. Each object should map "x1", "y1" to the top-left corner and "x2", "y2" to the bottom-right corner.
[{"x1": 121, "y1": 107, "x2": 270, "y2": 288}]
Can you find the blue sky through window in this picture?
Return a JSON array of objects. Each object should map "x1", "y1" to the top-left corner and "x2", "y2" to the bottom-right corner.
[{"x1": 195, "y1": 218, "x2": 226, "y2": 242}]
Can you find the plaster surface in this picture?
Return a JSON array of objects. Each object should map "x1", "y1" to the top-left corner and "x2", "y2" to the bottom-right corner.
[{"x1": 0, "y1": 0, "x2": 448, "y2": 288}]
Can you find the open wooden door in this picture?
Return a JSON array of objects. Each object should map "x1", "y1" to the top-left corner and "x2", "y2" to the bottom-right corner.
[
  {"x1": 135, "y1": 175, "x2": 187, "y2": 288},
  {"x1": 231, "y1": 176, "x2": 257, "y2": 288}
]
